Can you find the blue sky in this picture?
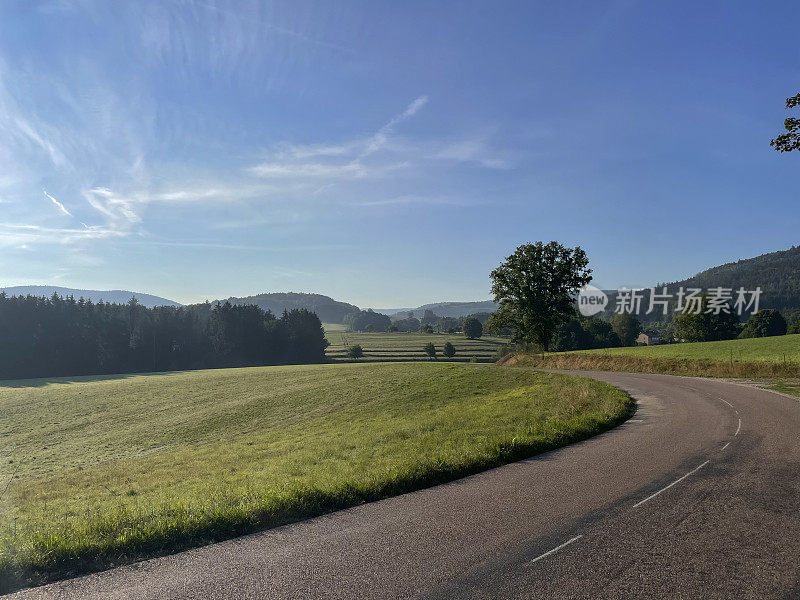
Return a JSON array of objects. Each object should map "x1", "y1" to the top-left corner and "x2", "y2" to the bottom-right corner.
[{"x1": 0, "y1": 0, "x2": 798, "y2": 307}]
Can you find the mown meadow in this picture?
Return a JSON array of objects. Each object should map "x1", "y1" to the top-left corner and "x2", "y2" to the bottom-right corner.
[{"x1": 0, "y1": 362, "x2": 631, "y2": 591}]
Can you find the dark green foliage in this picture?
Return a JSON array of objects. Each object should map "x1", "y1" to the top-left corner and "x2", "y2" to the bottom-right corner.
[
  {"x1": 347, "y1": 344, "x2": 364, "y2": 360},
  {"x1": 611, "y1": 312, "x2": 642, "y2": 346},
  {"x1": 423, "y1": 342, "x2": 436, "y2": 359},
  {"x1": 739, "y1": 309, "x2": 787, "y2": 338},
  {"x1": 420, "y1": 324, "x2": 434, "y2": 334},
  {"x1": 592, "y1": 246, "x2": 800, "y2": 325},
  {"x1": 771, "y1": 93, "x2": 800, "y2": 153},
  {"x1": 489, "y1": 241, "x2": 592, "y2": 351},
  {"x1": 583, "y1": 317, "x2": 622, "y2": 348},
  {"x1": 387, "y1": 325, "x2": 398, "y2": 332},
  {"x1": 278, "y1": 308, "x2": 330, "y2": 364},
  {"x1": 421, "y1": 309, "x2": 438, "y2": 325},
  {"x1": 462, "y1": 317, "x2": 483, "y2": 339},
  {"x1": 434, "y1": 316, "x2": 460, "y2": 333},
  {"x1": 789, "y1": 319, "x2": 800, "y2": 334},
  {"x1": 391, "y1": 317, "x2": 420, "y2": 332},
  {"x1": 344, "y1": 309, "x2": 391, "y2": 332},
  {"x1": 443, "y1": 342, "x2": 456, "y2": 358},
  {"x1": 674, "y1": 296, "x2": 741, "y2": 342},
  {"x1": 655, "y1": 246, "x2": 800, "y2": 317},
  {"x1": 552, "y1": 317, "x2": 621, "y2": 351},
  {"x1": 0, "y1": 293, "x2": 328, "y2": 380}
]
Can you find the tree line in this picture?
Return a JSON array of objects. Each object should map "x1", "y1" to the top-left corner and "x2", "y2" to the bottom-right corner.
[
  {"x1": 0, "y1": 293, "x2": 328, "y2": 380},
  {"x1": 344, "y1": 307, "x2": 490, "y2": 337},
  {"x1": 487, "y1": 241, "x2": 800, "y2": 353}
]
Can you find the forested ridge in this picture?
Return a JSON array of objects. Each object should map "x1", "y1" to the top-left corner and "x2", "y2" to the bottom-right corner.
[
  {"x1": 220, "y1": 292, "x2": 359, "y2": 324},
  {"x1": 664, "y1": 245, "x2": 800, "y2": 312},
  {"x1": 0, "y1": 293, "x2": 328, "y2": 380}
]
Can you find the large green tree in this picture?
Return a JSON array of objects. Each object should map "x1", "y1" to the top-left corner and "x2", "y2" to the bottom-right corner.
[
  {"x1": 462, "y1": 317, "x2": 483, "y2": 339},
  {"x1": 674, "y1": 295, "x2": 741, "y2": 342},
  {"x1": 611, "y1": 312, "x2": 642, "y2": 346},
  {"x1": 771, "y1": 92, "x2": 800, "y2": 152},
  {"x1": 739, "y1": 309, "x2": 787, "y2": 338},
  {"x1": 488, "y1": 241, "x2": 592, "y2": 351}
]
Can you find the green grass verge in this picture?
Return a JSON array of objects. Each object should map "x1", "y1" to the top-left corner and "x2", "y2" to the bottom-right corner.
[
  {"x1": 496, "y1": 333, "x2": 800, "y2": 379},
  {"x1": 501, "y1": 352, "x2": 800, "y2": 379},
  {"x1": 0, "y1": 362, "x2": 630, "y2": 592},
  {"x1": 766, "y1": 380, "x2": 800, "y2": 398},
  {"x1": 576, "y1": 333, "x2": 800, "y2": 363}
]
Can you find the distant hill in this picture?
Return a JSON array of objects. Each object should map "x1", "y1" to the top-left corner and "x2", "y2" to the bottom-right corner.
[
  {"x1": 377, "y1": 300, "x2": 498, "y2": 318},
  {"x1": 598, "y1": 245, "x2": 800, "y2": 322},
  {"x1": 0, "y1": 286, "x2": 181, "y2": 308},
  {"x1": 665, "y1": 246, "x2": 800, "y2": 312},
  {"x1": 221, "y1": 292, "x2": 360, "y2": 324}
]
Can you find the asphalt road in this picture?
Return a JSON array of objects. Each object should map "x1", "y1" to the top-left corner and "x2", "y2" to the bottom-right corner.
[{"x1": 9, "y1": 372, "x2": 800, "y2": 599}]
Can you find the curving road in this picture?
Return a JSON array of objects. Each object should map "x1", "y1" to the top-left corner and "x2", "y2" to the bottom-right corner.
[{"x1": 9, "y1": 371, "x2": 800, "y2": 599}]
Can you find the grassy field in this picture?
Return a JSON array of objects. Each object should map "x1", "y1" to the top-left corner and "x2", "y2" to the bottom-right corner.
[
  {"x1": 577, "y1": 333, "x2": 800, "y2": 363},
  {"x1": 500, "y1": 333, "x2": 800, "y2": 380},
  {"x1": 0, "y1": 362, "x2": 630, "y2": 591},
  {"x1": 323, "y1": 326, "x2": 508, "y2": 362}
]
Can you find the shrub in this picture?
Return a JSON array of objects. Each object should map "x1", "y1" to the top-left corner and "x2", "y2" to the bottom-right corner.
[
  {"x1": 739, "y1": 309, "x2": 787, "y2": 338},
  {"x1": 443, "y1": 342, "x2": 456, "y2": 358},
  {"x1": 611, "y1": 312, "x2": 642, "y2": 346},
  {"x1": 347, "y1": 345, "x2": 364, "y2": 360},
  {"x1": 423, "y1": 342, "x2": 436, "y2": 360},
  {"x1": 463, "y1": 317, "x2": 483, "y2": 339}
]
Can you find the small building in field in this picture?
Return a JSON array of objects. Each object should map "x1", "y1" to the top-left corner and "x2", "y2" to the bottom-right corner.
[{"x1": 636, "y1": 332, "x2": 660, "y2": 345}]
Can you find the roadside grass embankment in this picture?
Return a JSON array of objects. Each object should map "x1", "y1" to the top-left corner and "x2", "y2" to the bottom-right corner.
[
  {"x1": 498, "y1": 333, "x2": 800, "y2": 397},
  {"x1": 0, "y1": 362, "x2": 630, "y2": 592}
]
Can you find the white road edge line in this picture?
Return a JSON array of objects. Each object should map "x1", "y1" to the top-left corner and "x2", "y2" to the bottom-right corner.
[
  {"x1": 529, "y1": 535, "x2": 583, "y2": 565},
  {"x1": 720, "y1": 398, "x2": 734, "y2": 408},
  {"x1": 721, "y1": 442, "x2": 730, "y2": 450},
  {"x1": 633, "y1": 461, "x2": 711, "y2": 508},
  {"x1": 735, "y1": 419, "x2": 742, "y2": 436}
]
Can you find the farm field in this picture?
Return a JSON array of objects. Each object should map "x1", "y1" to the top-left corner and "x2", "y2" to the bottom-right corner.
[
  {"x1": 501, "y1": 333, "x2": 800, "y2": 380},
  {"x1": 0, "y1": 362, "x2": 630, "y2": 591},
  {"x1": 323, "y1": 326, "x2": 508, "y2": 362},
  {"x1": 576, "y1": 333, "x2": 800, "y2": 363}
]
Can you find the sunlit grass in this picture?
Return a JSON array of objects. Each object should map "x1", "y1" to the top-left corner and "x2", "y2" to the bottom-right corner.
[
  {"x1": 323, "y1": 327, "x2": 507, "y2": 362},
  {"x1": 0, "y1": 362, "x2": 630, "y2": 591},
  {"x1": 502, "y1": 334, "x2": 800, "y2": 379},
  {"x1": 576, "y1": 333, "x2": 800, "y2": 363}
]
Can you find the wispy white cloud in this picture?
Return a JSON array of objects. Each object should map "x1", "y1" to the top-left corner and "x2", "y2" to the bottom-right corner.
[
  {"x1": 434, "y1": 138, "x2": 513, "y2": 169},
  {"x1": 0, "y1": 222, "x2": 125, "y2": 248},
  {"x1": 357, "y1": 95, "x2": 428, "y2": 159},
  {"x1": 248, "y1": 162, "x2": 367, "y2": 179},
  {"x1": 249, "y1": 96, "x2": 428, "y2": 182},
  {"x1": 43, "y1": 190, "x2": 72, "y2": 217},
  {"x1": 273, "y1": 142, "x2": 356, "y2": 160},
  {"x1": 83, "y1": 187, "x2": 143, "y2": 230},
  {"x1": 358, "y1": 195, "x2": 470, "y2": 207},
  {"x1": 249, "y1": 96, "x2": 512, "y2": 192}
]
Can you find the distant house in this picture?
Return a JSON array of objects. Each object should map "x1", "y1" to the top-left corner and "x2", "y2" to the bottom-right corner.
[{"x1": 637, "y1": 332, "x2": 660, "y2": 345}]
